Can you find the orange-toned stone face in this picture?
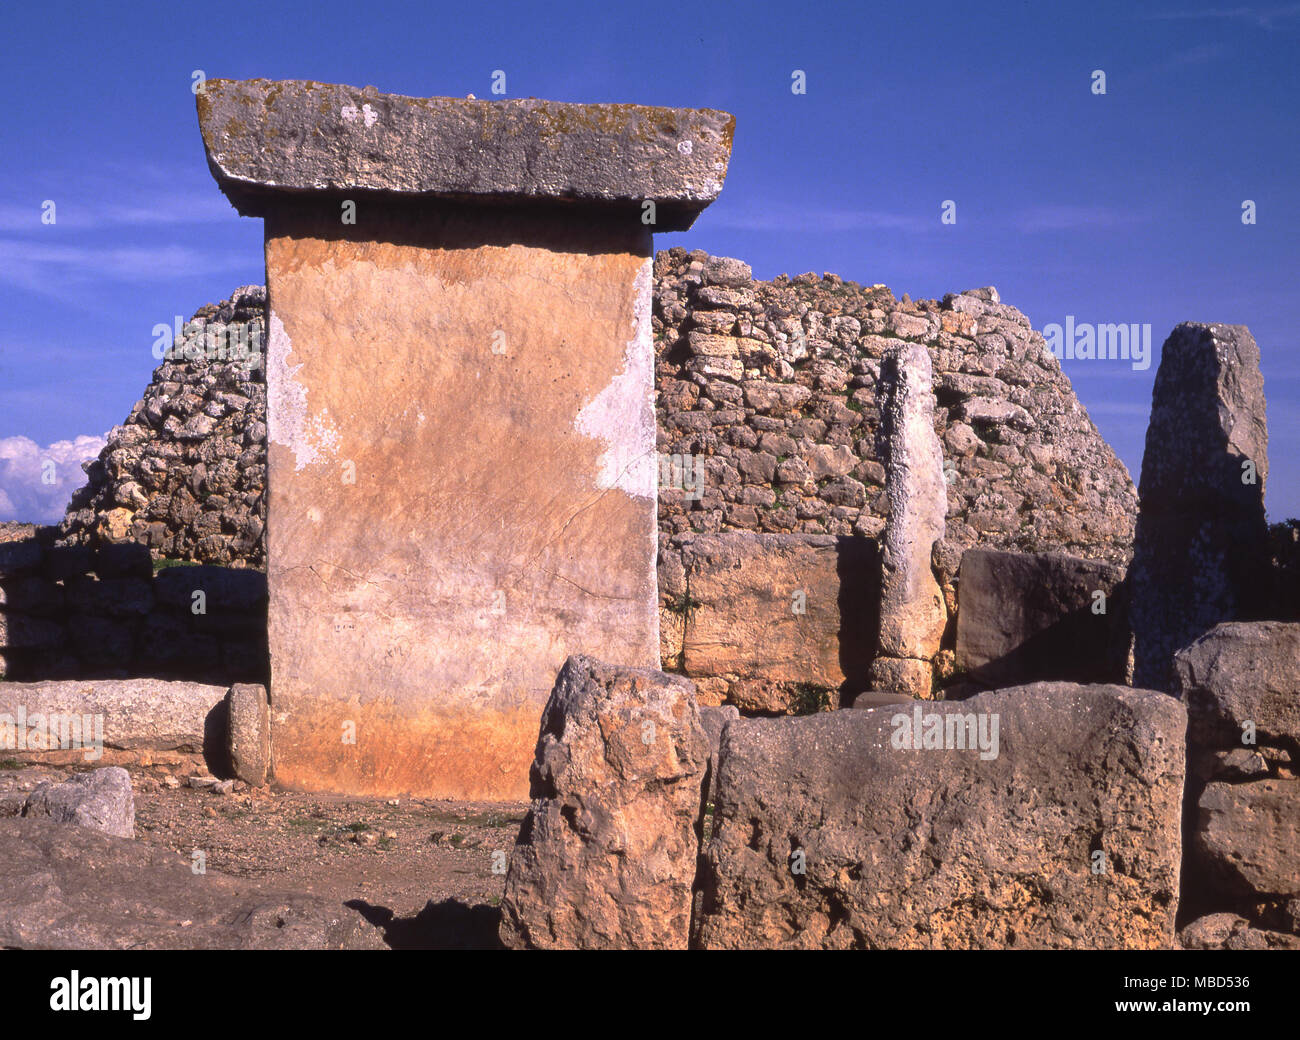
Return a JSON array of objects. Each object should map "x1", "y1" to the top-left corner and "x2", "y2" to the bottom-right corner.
[{"x1": 263, "y1": 205, "x2": 657, "y2": 800}]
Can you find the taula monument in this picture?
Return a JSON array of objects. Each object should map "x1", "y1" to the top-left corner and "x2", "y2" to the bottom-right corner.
[{"x1": 196, "y1": 79, "x2": 734, "y2": 799}]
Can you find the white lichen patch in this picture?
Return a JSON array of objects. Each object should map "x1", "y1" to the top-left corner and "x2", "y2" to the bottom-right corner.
[
  {"x1": 267, "y1": 311, "x2": 340, "y2": 471},
  {"x1": 575, "y1": 258, "x2": 656, "y2": 501}
]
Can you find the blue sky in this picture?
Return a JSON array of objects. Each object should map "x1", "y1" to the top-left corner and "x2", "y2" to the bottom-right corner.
[{"x1": 1, "y1": 0, "x2": 1296, "y2": 522}]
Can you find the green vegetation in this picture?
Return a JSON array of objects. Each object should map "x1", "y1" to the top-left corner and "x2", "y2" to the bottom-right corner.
[
  {"x1": 152, "y1": 557, "x2": 200, "y2": 574},
  {"x1": 789, "y1": 684, "x2": 835, "y2": 716}
]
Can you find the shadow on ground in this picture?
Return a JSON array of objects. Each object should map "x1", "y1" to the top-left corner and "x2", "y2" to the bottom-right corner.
[{"x1": 347, "y1": 898, "x2": 504, "y2": 949}]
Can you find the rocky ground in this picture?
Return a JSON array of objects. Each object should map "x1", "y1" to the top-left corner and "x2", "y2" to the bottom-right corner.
[{"x1": 0, "y1": 759, "x2": 518, "y2": 949}]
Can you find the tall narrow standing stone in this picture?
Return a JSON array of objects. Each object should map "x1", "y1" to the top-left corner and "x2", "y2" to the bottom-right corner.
[
  {"x1": 1131, "y1": 323, "x2": 1269, "y2": 691},
  {"x1": 197, "y1": 80, "x2": 733, "y2": 799},
  {"x1": 867, "y1": 344, "x2": 947, "y2": 699}
]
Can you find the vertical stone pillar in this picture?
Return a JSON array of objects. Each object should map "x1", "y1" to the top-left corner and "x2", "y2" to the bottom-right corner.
[
  {"x1": 197, "y1": 80, "x2": 733, "y2": 799},
  {"x1": 1131, "y1": 323, "x2": 1270, "y2": 691},
  {"x1": 867, "y1": 343, "x2": 947, "y2": 699}
]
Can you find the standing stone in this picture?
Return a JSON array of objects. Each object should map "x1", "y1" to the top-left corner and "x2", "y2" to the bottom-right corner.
[
  {"x1": 198, "y1": 80, "x2": 732, "y2": 799},
  {"x1": 867, "y1": 344, "x2": 947, "y2": 698},
  {"x1": 22, "y1": 767, "x2": 135, "y2": 839},
  {"x1": 227, "y1": 683, "x2": 271, "y2": 787},
  {"x1": 1131, "y1": 323, "x2": 1269, "y2": 691},
  {"x1": 499, "y1": 656, "x2": 709, "y2": 949},
  {"x1": 694, "y1": 684, "x2": 1186, "y2": 949}
]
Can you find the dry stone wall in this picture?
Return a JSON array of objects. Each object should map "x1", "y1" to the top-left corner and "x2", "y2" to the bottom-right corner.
[
  {"x1": 652, "y1": 248, "x2": 1138, "y2": 585},
  {"x1": 58, "y1": 287, "x2": 268, "y2": 568},
  {"x1": 54, "y1": 251, "x2": 1137, "y2": 587}
]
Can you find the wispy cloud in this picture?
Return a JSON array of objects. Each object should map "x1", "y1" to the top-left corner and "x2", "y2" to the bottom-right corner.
[
  {"x1": 0, "y1": 193, "x2": 233, "y2": 232},
  {"x1": 1143, "y1": 5, "x2": 1300, "y2": 29},
  {"x1": 1012, "y1": 205, "x2": 1152, "y2": 233},
  {"x1": 706, "y1": 204, "x2": 931, "y2": 234},
  {"x1": 0, "y1": 238, "x2": 250, "y2": 298}
]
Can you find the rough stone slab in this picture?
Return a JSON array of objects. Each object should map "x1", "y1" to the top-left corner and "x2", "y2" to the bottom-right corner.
[
  {"x1": 672, "y1": 532, "x2": 879, "y2": 712},
  {"x1": 0, "y1": 818, "x2": 384, "y2": 949},
  {"x1": 227, "y1": 683, "x2": 271, "y2": 786},
  {"x1": 21, "y1": 767, "x2": 134, "y2": 838},
  {"x1": 500, "y1": 656, "x2": 708, "y2": 949},
  {"x1": 1174, "y1": 621, "x2": 1300, "y2": 749},
  {"x1": 262, "y1": 207, "x2": 659, "y2": 800},
  {"x1": 1179, "y1": 913, "x2": 1300, "y2": 949},
  {"x1": 955, "y1": 549, "x2": 1128, "y2": 686},
  {"x1": 1195, "y1": 779, "x2": 1300, "y2": 902},
  {"x1": 0, "y1": 678, "x2": 227, "y2": 753},
  {"x1": 1131, "y1": 323, "x2": 1270, "y2": 690},
  {"x1": 197, "y1": 79, "x2": 734, "y2": 231},
  {"x1": 695, "y1": 683, "x2": 1185, "y2": 949}
]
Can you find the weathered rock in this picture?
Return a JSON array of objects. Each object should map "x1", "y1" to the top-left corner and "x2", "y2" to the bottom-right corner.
[
  {"x1": 955, "y1": 549, "x2": 1128, "y2": 687},
  {"x1": 198, "y1": 79, "x2": 734, "y2": 231},
  {"x1": 0, "y1": 818, "x2": 383, "y2": 949},
  {"x1": 0, "y1": 678, "x2": 227, "y2": 755},
  {"x1": 500, "y1": 656, "x2": 708, "y2": 949},
  {"x1": 1194, "y1": 779, "x2": 1300, "y2": 903},
  {"x1": 21, "y1": 767, "x2": 135, "y2": 838},
  {"x1": 666, "y1": 532, "x2": 879, "y2": 712},
  {"x1": 226, "y1": 683, "x2": 271, "y2": 786},
  {"x1": 1179, "y1": 913, "x2": 1300, "y2": 950},
  {"x1": 694, "y1": 683, "x2": 1185, "y2": 949},
  {"x1": 699, "y1": 704, "x2": 738, "y2": 771},
  {"x1": 1173, "y1": 621, "x2": 1300, "y2": 750},
  {"x1": 868, "y1": 344, "x2": 946, "y2": 698},
  {"x1": 1131, "y1": 323, "x2": 1270, "y2": 690}
]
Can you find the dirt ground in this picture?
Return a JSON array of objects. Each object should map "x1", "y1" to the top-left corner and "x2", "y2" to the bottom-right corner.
[{"x1": 0, "y1": 759, "x2": 524, "y2": 949}]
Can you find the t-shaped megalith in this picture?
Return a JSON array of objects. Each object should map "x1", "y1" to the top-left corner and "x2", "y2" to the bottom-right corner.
[{"x1": 197, "y1": 79, "x2": 733, "y2": 799}]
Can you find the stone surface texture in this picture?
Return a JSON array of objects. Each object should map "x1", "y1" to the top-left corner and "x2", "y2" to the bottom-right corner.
[
  {"x1": 955, "y1": 548, "x2": 1129, "y2": 687},
  {"x1": 867, "y1": 343, "x2": 946, "y2": 697},
  {"x1": 658, "y1": 531, "x2": 878, "y2": 712},
  {"x1": 0, "y1": 818, "x2": 383, "y2": 949},
  {"x1": 1174, "y1": 622, "x2": 1300, "y2": 933},
  {"x1": 227, "y1": 682, "x2": 271, "y2": 786},
  {"x1": 500, "y1": 656, "x2": 708, "y2": 949},
  {"x1": 694, "y1": 683, "x2": 1185, "y2": 949},
  {"x1": 262, "y1": 208, "x2": 660, "y2": 800},
  {"x1": 21, "y1": 767, "x2": 135, "y2": 838},
  {"x1": 1131, "y1": 323, "x2": 1270, "y2": 690},
  {"x1": 0, "y1": 678, "x2": 227, "y2": 753},
  {"x1": 197, "y1": 79, "x2": 734, "y2": 231}
]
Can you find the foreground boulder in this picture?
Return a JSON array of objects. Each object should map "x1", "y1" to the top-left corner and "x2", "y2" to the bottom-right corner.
[
  {"x1": 1194, "y1": 780, "x2": 1300, "y2": 905},
  {"x1": 1180, "y1": 913, "x2": 1300, "y2": 950},
  {"x1": 0, "y1": 818, "x2": 383, "y2": 949},
  {"x1": 694, "y1": 683, "x2": 1185, "y2": 948},
  {"x1": 22, "y1": 766, "x2": 134, "y2": 838},
  {"x1": 499, "y1": 656, "x2": 709, "y2": 949},
  {"x1": 955, "y1": 549, "x2": 1128, "y2": 687},
  {"x1": 1175, "y1": 623, "x2": 1300, "y2": 926}
]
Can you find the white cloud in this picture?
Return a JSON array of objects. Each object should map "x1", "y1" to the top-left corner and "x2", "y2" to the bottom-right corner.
[{"x1": 0, "y1": 434, "x2": 106, "y2": 524}]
